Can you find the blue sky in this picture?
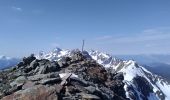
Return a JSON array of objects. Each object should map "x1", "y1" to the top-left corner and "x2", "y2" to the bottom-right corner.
[{"x1": 0, "y1": 0, "x2": 170, "y2": 57}]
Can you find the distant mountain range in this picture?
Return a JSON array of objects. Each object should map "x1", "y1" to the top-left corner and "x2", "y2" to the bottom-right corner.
[
  {"x1": 0, "y1": 55, "x2": 20, "y2": 69},
  {"x1": 1, "y1": 53, "x2": 170, "y2": 81}
]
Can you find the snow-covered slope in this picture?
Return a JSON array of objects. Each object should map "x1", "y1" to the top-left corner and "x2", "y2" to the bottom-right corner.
[
  {"x1": 36, "y1": 47, "x2": 70, "y2": 61},
  {"x1": 115, "y1": 60, "x2": 169, "y2": 100},
  {"x1": 89, "y1": 50, "x2": 122, "y2": 68},
  {"x1": 36, "y1": 48, "x2": 170, "y2": 100},
  {"x1": 0, "y1": 56, "x2": 20, "y2": 69},
  {"x1": 90, "y1": 50, "x2": 170, "y2": 100}
]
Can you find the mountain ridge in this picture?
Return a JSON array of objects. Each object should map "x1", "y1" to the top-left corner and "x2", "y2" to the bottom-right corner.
[
  {"x1": 0, "y1": 48, "x2": 170, "y2": 100},
  {"x1": 36, "y1": 47, "x2": 170, "y2": 100}
]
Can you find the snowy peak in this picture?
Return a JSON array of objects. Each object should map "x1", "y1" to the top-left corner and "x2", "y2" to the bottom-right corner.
[
  {"x1": 36, "y1": 48, "x2": 70, "y2": 61},
  {"x1": 115, "y1": 60, "x2": 170, "y2": 100},
  {"x1": 89, "y1": 50, "x2": 110, "y2": 60},
  {"x1": 89, "y1": 50, "x2": 122, "y2": 68},
  {"x1": 36, "y1": 47, "x2": 170, "y2": 100},
  {"x1": 53, "y1": 47, "x2": 62, "y2": 52}
]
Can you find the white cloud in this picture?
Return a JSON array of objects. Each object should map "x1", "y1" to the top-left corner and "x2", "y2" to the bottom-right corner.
[
  {"x1": 95, "y1": 27, "x2": 170, "y2": 44},
  {"x1": 12, "y1": 6, "x2": 22, "y2": 12},
  {"x1": 93, "y1": 27, "x2": 170, "y2": 54},
  {"x1": 112, "y1": 33, "x2": 170, "y2": 43},
  {"x1": 95, "y1": 35, "x2": 112, "y2": 40}
]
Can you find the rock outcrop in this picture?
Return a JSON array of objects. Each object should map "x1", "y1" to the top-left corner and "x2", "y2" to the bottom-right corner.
[{"x1": 0, "y1": 51, "x2": 128, "y2": 100}]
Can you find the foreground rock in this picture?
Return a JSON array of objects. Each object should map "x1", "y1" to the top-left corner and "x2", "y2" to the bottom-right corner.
[
  {"x1": 0, "y1": 51, "x2": 128, "y2": 100},
  {"x1": 2, "y1": 85, "x2": 58, "y2": 100}
]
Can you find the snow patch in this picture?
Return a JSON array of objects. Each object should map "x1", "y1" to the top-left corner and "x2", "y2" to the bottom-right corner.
[{"x1": 59, "y1": 73, "x2": 78, "y2": 79}]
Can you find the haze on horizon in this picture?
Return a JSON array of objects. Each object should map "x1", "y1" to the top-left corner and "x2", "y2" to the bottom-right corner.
[{"x1": 0, "y1": 0, "x2": 170, "y2": 57}]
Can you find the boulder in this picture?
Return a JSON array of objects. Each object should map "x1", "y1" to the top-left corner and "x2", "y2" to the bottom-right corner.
[
  {"x1": 71, "y1": 50, "x2": 84, "y2": 62},
  {"x1": 28, "y1": 59, "x2": 39, "y2": 70},
  {"x1": 28, "y1": 73, "x2": 59, "y2": 81},
  {"x1": 49, "y1": 61, "x2": 60, "y2": 72},
  {"x1": 39, "y1": 78, "x2": 61, "y2": 85},
  {"x1": 2, "y1": 85, "x2": 58, "y2": 100},
  {"x1": 113, "y1": 72, "x2": 124, "y2": 80},
  {"x1": 38, "y1": 60, "x2": 60, "y2": 74},
  {"x1": 86, "y1": 66, "x2": 107, "y2": 84},
  {"x1": 70, "y1": 77, "x2": 88, "y2": 87},
  {"x1": 80, "y1": 93, "x2": 101, "y2": 100},
  {"x1": 84, "y1": 86, "x2": 96, "y2": 94},
  {"x1": 22, "y1": 81, "x2": 35, "y2": 90},
  {"x1": 10, "y1": 76, "x2": 27, "y2": 88},
  {"x1": 38, "y1": 65, "x2": 48, "y2": 74},
  {"x1": 23, "y1": 54, "x2": 36, "y2": 65},
  {"x1": 17, "y1": 62, "x2": 25, "y2": 68},
  {"x1": 58, "y1": 57, "x2": 71, "y2": 67}
]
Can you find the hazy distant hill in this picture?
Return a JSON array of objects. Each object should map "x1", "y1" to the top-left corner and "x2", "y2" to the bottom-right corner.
[{"x1": 0, "y1": 55, "x2": 20, "y2": 70}]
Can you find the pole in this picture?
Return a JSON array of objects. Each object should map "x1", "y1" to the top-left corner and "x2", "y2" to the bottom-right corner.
[{"x1": 82, "y1": 40, "x2": 85, "y2": 52}]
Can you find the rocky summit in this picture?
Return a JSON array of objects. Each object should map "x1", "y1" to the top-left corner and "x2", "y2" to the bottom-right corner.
[{"x1": 0, "y1": 51, "x2": 128, "y2": 100}]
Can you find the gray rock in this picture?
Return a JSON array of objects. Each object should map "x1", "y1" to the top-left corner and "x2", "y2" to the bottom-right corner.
[
  {"x1": 38, "y1": 61, "x2": 60, "y2": 74},
  {"x1": 34, "y1": 66, "x2": 40, "y2": 74},
  {"x1": 70, "y1": 77, "x2": 88, "y2": 87},
  {"x1": 23, "y1": 54, "x2": 36, "y2": 65},
  {"x1": 28, "y1": 73, "x2": 59, "y2": 81},
  {"x1": 17, "y1": 62, "x2": 25, "y2": 68},
  {"x1": 60, "y1": 73, "x2": 72, "y2": 86},
  {"x1": 38, "y1": 59, "x2": 49, "y2": 66},
  {"x1": 58, "y1": 61, "x2": 64, "y2": 67},
  {"x1": 48, "y1": 61, "x2": 60, "y2": 72},
  {"x1": 80, "y1": 93, "x2": 101, "y2": 100},
  {"x1": 58, "y1": 57, "x2": 71, "y2": 67},
  {"x1": 0, "y1": 84, "x2": 11, "y2": 96},
  {"x1": 22, "y1": 81, "x2": 35, "y2": 90},
  {"x1": 71, "y1": 50, "x2": 84, "y2": 62},
  {"x1": 10, "y1": 76, "x2": 27, "y2": 87},
  {"x1": 84, "y1": 86, "x2": 96, "y2": 93},
  {"x1": 113, "y1": 72, "x2": 124, "y2": 80},
  {"x1": 2, "y1": 85, "x2": 58, "y2": 100},
  {"x1": 39, "y1": 78, "x2": 61, "y2": 85},
  {"x1": 29, "y1": 59, "x2": 39, "y2": 69},
  {"x1": 38, "y1": 65, "x2": 48, "y2": 74}
]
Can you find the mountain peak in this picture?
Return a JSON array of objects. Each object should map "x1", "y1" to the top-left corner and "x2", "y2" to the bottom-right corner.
[
  {"x1": 0, "y1": 55, "x2": 10, "y2": 60},
  {"x1": 53, "y1": 47, "x2": 62, "y2": 53}
]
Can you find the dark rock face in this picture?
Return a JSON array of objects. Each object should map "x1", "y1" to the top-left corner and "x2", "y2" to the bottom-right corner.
[
  {"x1": 82, "y1": 51, "x2": 92, "y2": 59},
  {"x1": 70, "y1": 50, "x2": 85, "y2": 62},
  {"x1": 125, "y1": 74, "x2": 165, "y2": 100},
  {"x1": 23, "y1": 54, "x2": 36, "y2": 66},
  {"x1": 0, "y1": 51, "x2": 128, "y2": 100},
  {"x1": 133, "y1": 76, "x2": 154, "y2": 100}
]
